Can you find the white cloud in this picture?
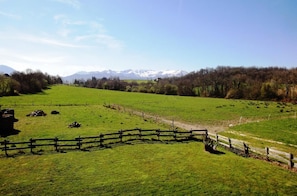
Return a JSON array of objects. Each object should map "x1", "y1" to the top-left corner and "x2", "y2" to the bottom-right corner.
[
  {"x1": 94, "y1": 34, "x2": 124, "y2": 50},
  {"x1": 53, "y1": 0, "x2": 80, "y2": 9},
  {"x1": 0, "y1": 11, "x2": 21, "y2": 20},
  {"x1": 54, "y1": 14, "x2": 106, "y2": 33},
  {"x1": 75, "y1": 34, "x2": 123, "y2": 50},
  {"x1": 0, "y1": 48, "x2": 65, "y2": 63},
  {"x1": 33, "y1": 37, "x2": 82, "y2": 48},
  {"x1": 17, "y1": 34, "x2": 86, "y2": 48},
  {"x1": 54, "y1": 14, "x2": 67, "y2": 22},
  {"x1": 0, "y1": 48, "x2": 69, "y2": 74},
  {"x1": 57, "y1": 28, "x2": 72, "y2": 37},
  {"x1": 53, "y1": 15, "x2": 122, "y2": 49}
]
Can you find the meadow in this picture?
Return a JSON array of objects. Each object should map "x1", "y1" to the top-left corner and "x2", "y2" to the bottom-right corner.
[
  {"x1": 1, "y1": 85, "x2": 297, "y2": 195},
  {"x1": 2, "y1": 85, "x2": 295, "y2": 125},
  {"x1": 3, "y1": 85, "x2": 297, "y2": 148}
]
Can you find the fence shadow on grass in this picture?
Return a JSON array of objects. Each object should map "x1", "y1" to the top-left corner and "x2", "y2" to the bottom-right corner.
[{"x1": 205, "y1": 148, "x2": 225, "y2": 155}]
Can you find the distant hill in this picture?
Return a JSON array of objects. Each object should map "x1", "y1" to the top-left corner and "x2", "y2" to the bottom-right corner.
[
  {"x1": 0, "y1": 65, "x2": 16, "y2": 74},
  {"x1": 62, "y1": 69, "x2": 188, "y2": 82}
]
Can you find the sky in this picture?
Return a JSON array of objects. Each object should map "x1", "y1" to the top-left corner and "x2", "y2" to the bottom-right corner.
[{"x1": 0, "y1": 0, "x2": 296, "y2": 76}]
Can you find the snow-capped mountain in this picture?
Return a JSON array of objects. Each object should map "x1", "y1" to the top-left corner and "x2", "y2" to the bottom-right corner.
[
  {"x1": 62, "y1": 69, "x2": 188, "y2": 82},
  {"x1": 0, "y1": 65, "x2": 16, "y2": 74}
]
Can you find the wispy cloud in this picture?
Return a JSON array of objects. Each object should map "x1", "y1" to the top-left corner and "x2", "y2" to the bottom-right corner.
[
  {"x1": 53, "y1": 0, "x2": 80, "y2": 9},
  {"x1": 0, "y1": 32, "x2": 86, "y2": 48},
  {"x1": 75, "y1": 34, "x2": 124, "y2": 49},
  {"x1": 0, "y1": 11, "x2": 21, "y2": 20},
  {"x1": 54, "y1": 14, "x2": 106, "y2": 33},
  {"x1": 0, "y1": 48, "x2": 66, "y2": 67},
  {"x1": 31, "y1": 37, "x2": 83, "y2": 48},
  {"x1": 53, "y1": 14, "x2": 122, "y2": 49}
]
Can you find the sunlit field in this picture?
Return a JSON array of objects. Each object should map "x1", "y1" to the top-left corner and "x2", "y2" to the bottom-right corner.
[{"x1": 1, "y1": 85, "x2": 297, "y2": 195}]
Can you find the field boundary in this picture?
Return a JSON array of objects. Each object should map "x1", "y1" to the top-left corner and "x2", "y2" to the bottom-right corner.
[
  {"x1": 1, "y1": 127, "x2": 296, "y2": 170},
  {"x1": 208, "y1": 132, "x2": 297, "y2": 169},
  {"x1": 0, "y1": 128, "x2": 207, "y2": 157},
  {"x1": 129, "y1": 109, "x2": 297, "y2": 169}
]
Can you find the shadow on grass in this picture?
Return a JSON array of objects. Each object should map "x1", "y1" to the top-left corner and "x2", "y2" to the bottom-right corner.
[
  {"x1": 0, "y1": 137, "x2": 227, "y2": 158},
  {"x1": 0, "y1": 129, "x2": 21, "y2": 137},
  {"x1": 207, "y1": 149, "x2": 225, "y2": 155}
]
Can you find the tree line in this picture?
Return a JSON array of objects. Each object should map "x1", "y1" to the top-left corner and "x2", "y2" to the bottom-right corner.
[
  {"x1": 75, "y1": 66, "x2": 297, "y2": 102},
  {"x1": 0, "y1": 69, "x2": 62, "y2": 96}
]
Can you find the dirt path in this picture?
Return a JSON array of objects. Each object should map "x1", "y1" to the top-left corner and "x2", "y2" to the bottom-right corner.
[
  {"x1": 115, "y1": 105, "x2": 297, "y2": 149},
  {"x1": 129, "y1": 109, "x2": 226, "y2": 134}
]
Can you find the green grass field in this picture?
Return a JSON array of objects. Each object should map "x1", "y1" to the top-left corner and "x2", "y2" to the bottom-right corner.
[
  {"x1": 1, "y1": 143, "x2": 297, "y2": 195},
  {"x1": 1, "y1": 85, "x2": 297, "y2": 195},
  {"x1": 221, "y1": 118, "x2": 297, "y2": 154},
  {"x1": 2, "y1": 85, "x2": 295, "y2": 124}
]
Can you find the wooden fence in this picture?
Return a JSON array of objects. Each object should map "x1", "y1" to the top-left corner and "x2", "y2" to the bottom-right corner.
[
  {"x1": 2, "y1": 128, "x2": 296, "y2": 170},
  {"x1": 208, "y1": 132, "x2": 297, "y2": 169},
  {"x1": 0, "y1": 128, "x2": 208, "y2": 157}
]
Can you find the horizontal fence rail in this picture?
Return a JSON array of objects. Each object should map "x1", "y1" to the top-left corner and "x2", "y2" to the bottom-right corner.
[
  {"x1": 208, "y1": 132, "x2": 296, "y2": 169},
  {"x1": 0, "y1": 128, "x2": 208, "y2": 157}
]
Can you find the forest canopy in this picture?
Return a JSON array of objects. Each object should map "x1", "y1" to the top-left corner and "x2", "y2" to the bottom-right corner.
[
  {"x1": 75, "y1": 66, "x2": 297, "y2": 102},
  {"x1": 0, "y1": 69, "x2": 62, "y2": 96},
  {"x1": 2, "y1": 66, "x2": 297, "y2": 102}
]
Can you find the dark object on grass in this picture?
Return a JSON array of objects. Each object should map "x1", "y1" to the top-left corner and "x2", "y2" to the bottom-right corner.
[
  {"x1": 68, "y1": 121, "x2": 81, "y2": 128},
  {"x1": 204, "y1": 137, "x2": 217, "y2": 153},
  {"x1": 0, "y1": 109, "x2": 19, "y2": 134},
  {"x1": 51, "y1": 110, "x2": 60, "y2": 115},
  {"x1": 204, "y1": 138, "x2": 225, "y2": 155},
  {"x1": 26, "y1": 110, "x2": 47, "y2": 117}
]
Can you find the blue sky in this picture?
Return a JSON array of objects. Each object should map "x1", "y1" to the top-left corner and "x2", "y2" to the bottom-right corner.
[{"x1": 0, "y1": 0, "x2": 296, "y2": 76}]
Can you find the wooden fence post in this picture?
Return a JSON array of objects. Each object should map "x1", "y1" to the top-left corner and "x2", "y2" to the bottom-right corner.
[
  {"x1": 266, "y1": 147, "x2": 269, "y2": 161},
  {"x1": 100, "y1": 134, "x2": 104, "y2": 147},
  {"x1": 202, "y1": 134, "x2": 207, "y2": 143},
  {"x1": 289, "y1": 153, "x2": 294, "y2": 168},
  {"x1": 4, "y1": 140, "x2": 8, "y2": 157},
  {"x1": 228, "y1": 138, "x2": 232, "y2": 149},
  {"x1": 54, "y1": 137, "x2": 58, "y2": 152},
  {"x1": 77, "y1": 136, "x2": 81, "y2": 150},
  {"x1": 174, "y1": 130, "x2": 177, "y2": 141},
  {"x1": 30, "y1": 138, "x2": 34, "y2": 154},
  {"x1": 243, "y1": 142, "x2": 249, "y2": 157},
  {"x1": 216, "y1": 134, "x2": 219, "y2": 144},
  {"x1": 190, "y1": 130, "x2": 193, "y2": 138},
  {"x1": 157, "y1": 129, "x2": 160, "y2": 140},
  {"x1": 138, "y1": 129, "x2": 142, "y2": 140},
  {"x1": 119, "y1": 130, "x2": 123, "y2": 142}
]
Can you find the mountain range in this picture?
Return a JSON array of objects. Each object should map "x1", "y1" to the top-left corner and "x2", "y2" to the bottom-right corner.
[
  {"x1": 0, "y1": 65, "x2": 16, "y2": 74},
  {"x1": 0, "y1": 65, "x2": 188, "y2": 82},
  {"x1": 62, "y1": 69, "x2": 188, "y2": 82}
]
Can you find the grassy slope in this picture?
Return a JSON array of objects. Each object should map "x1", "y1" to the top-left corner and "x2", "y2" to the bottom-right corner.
[
  {"x1": 2, "y1": 85, "x2": 295, "y2": 124},
  {"x1": 2, "y1": 85, "x2": 297, "y2": 143},
  {"x1": 1, "y1": 85, "x2": 297, "y2": 195},
  {"x1": 1, "y1": 143, "x2": 297, "y2": 195},
  {"x1": 221, "y1": 118, "x2": 297, "y2": 154}
]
